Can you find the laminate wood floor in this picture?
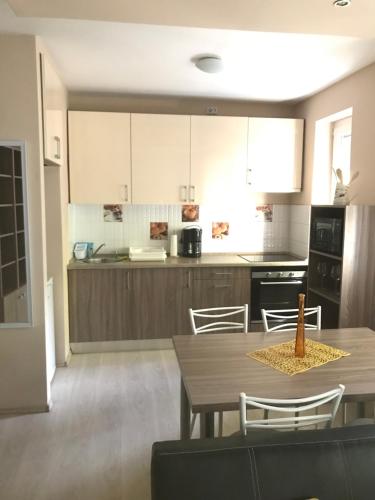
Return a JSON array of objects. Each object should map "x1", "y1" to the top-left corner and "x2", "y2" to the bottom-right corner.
[
  {"x1": 0, "y1": 349, "x2": 205, "y2": 500},
  {"x1": 0, "y1": 349, "x2": 357, "y2": 500}
]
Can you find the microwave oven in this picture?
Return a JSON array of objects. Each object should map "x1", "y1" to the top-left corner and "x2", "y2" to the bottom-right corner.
[{"x1": 310, "y1": 216, "x2": 343, "y2": 256}]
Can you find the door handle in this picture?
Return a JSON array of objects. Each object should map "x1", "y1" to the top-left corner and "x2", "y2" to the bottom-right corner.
[
  {"x1": 189, "y1": 185, "x2": 196, "y2": 202},
  {"x1": 120, "y1": 184, "x2": 129, "y2": 202},
  {"x1": 246, "y1": 168, "x2": 252, "y2": 185},
  {"x1": 180, "y1": 185, "x2": 188, "y2": 202},
  {"x1": 54, "y1": 136, "x2": 61, "y2": 160}
]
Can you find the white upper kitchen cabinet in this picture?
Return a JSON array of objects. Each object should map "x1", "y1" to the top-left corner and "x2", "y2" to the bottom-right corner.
[
  {"x1": 247, "y1": 118, "x2": 304, "y2": 192},
  {"x1": 131, "y1": 114, "x2": 190, "y2": 203},
  {"x1": 40, "y1": 53, "x2": 65, "y2": 166},
  {"x1": 190, "y1": 116, "x2": 248, "y2": 204},
  {"x1": 68, "y1": 111, "x2": 131, "y2": 204}
]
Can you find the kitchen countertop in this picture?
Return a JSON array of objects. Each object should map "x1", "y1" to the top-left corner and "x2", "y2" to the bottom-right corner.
[{"x1": 68, "y1": 253, "x2": 308, "y2": 270}]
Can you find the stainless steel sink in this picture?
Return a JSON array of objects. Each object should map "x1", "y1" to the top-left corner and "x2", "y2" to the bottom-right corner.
[{"x1": 83, "y1": 256, "x2": 128, "y2": 264}]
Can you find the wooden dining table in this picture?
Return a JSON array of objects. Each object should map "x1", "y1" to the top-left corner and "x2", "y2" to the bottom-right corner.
[{"x1": 173, "y1": 327, "x2": 375, "y2": 439}]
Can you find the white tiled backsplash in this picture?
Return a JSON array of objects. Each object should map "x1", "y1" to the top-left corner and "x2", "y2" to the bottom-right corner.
[
  {"x1": 69, "y1": 203, "x2": 310, "y2": 257},
  {"x1": 289, "y1": 205, "x2": 311, "y2": 258}
]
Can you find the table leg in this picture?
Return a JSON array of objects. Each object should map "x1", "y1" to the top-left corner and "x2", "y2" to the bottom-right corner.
[
  {"x1": 180, "y1": 378, "x2": 190, "y2": 440},
  {"x1": 358, "y1": 402, "x2": 365, "y2": 419},
  {"x1": 200, "y1": 412, "x2": 215, "y2": 439}
]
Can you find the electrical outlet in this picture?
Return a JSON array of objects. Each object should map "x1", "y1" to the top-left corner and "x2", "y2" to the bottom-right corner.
[{"x1": 206, "y1": 106, "x2": 218, "y2": 115}]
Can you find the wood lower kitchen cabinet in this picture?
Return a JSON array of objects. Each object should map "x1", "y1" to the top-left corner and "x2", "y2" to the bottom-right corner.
[
  {"x1": 131, "y1": 268, "x2": 192, "y2": 338},
  {"x1": 68, "y1": 267, "x2": 192, "y2": 342},
  {"x1": 68, "y1": 266, "x2": 252, "y2": 343},
  {"x1": 68, "y1": 269, "x2": 132, "y2": 342},
  {"x1": 191, "y1": 267, "x2": 251, "y2": 321}
]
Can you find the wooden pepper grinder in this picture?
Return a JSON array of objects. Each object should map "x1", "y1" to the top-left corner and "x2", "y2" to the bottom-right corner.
[{"x1": 295, "y1": 293, "x2": 305, "y2": 358}]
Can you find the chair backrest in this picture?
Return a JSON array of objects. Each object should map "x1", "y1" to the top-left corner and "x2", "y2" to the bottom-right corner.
[
  {"x1": 261, "y1": 306, "x2": 322, "y2": 333},
  {"x1": 189, "y1": 305, "x2": 248, "y2": 334},
  {"x1": 240, "y1": 384, "x2": 345, "y2": 435}
]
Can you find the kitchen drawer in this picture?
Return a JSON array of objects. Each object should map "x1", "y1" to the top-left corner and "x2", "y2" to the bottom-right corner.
[
  {"x1": 191, "y1": 267, "x2": 251, "y2": 281},
  {"x1": 192, "y1": 277, "x2": 250, "y2": 310}
]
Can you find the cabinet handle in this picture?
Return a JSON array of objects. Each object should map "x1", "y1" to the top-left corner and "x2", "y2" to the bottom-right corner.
[
  {"x1": 54, "y1": 136, "x2": 61, "y2": 160},
  {"x1": 213, "y1": 284, "x2": 231, "y2": 288},
  {"x1": 246, "y1": 168, "x2": 252, "y2": 185},
  {"x1": 18, "y1": 293, "x2": 25, "y2": 299},
  {"x1": 189, "y1": 185, "x2": 196, "y2": 202},
  {"x1": 126, "y1": 272, "x2": 130, "y2": 290},
  {"x1": 121, "y1": 184, "x2": 129, "y2": 202},
  {"x1": 214, "y1": 272, "x2": 232, "y2": 276},
  {"x1": 260, "y1": 281, "x2": 303, "y2": 286},
  {"x1": 180, "y1": 185, "x2": 188, "y2": 202}
]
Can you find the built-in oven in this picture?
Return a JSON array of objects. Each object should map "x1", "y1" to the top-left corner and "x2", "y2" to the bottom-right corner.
[{"x1": 251, "y1": 267, "x2": 308, "y2": 322}]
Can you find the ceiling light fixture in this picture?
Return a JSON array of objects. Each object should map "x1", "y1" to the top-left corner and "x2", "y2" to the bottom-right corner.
[
  {"x1": 195, "y1": 56, "x2": 223, "y2": 74},
  {"x1": 333, "y1": 0, "x2": 351, "y2": 7}
]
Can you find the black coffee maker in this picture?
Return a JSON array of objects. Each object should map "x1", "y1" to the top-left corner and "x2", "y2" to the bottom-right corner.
[{"x1": 181, "y1": 226, "x2": 202, "y2": 257}]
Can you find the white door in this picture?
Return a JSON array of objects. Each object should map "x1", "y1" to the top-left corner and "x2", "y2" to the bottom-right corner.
[
  {"x1": 247, "y1": 118, "x2": 304, "y2": 192},
  {"x1": 45, "y1": 278, "x2": 56, "y2": 401},
  {"x1": 190, "y1": 116, "x2": 248, "y2": 204},
  {"x1": 69, "y1": 111, "x2": 131, "y2": 204},
  {"x1": 131, "y1": 114, "x2": 190, "y2": 204}
]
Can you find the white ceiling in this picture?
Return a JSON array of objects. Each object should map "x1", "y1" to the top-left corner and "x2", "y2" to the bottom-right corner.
[{"x1": 2, "y1": 0, "x2": 375, "y2": 102}]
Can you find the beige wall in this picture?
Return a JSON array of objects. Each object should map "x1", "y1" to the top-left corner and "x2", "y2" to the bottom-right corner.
[
  {"x1": 295, "y1": 62, "x2": 375, "y2": 205},
  {"x1": 0, "y1": 35, "x2": 48, "y2": 411},
  {"x1": 69, "y1": 92, "x2": 297, "y2": 204},
  {"x1": 39, "y1": 39, "x2": 70, "y2": 367},
  {"x1": 69, "y1": 91, "x2": 297, "y2": 117}
]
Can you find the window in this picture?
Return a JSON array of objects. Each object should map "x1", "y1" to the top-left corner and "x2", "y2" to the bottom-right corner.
[{"x1": 331, "y1": 117, "x2": 352, "y2": 200}]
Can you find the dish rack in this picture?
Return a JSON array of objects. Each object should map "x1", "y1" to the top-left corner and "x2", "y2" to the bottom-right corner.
[{"x1": 129, "y1": 247, "x2": 167, "y2": 261}]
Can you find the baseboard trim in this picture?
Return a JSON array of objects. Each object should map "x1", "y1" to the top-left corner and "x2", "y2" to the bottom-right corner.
[
  {"x1": 0, "y1": 404, "x2": 50, "y2": 416},
  {"x1": 56, "y1": 349, "x2": 72, "y2": 368},
  {"x1": 70, "y1": 338, "x2": 173, "y2": 354}
]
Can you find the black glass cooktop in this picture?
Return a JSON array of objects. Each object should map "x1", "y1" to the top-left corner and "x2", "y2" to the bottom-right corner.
[{"x1": 239, "y1": 254, "x2": 303, "y2": 263}]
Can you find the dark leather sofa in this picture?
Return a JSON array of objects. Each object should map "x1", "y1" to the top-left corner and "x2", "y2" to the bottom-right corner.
[{"x1": 151, "y1": 425, "x2": 375, "y2": 500}]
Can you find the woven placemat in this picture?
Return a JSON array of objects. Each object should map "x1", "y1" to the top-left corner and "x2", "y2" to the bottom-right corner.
[{"x1": 247, "y1": 338, "x2": 350, "y2": 376}]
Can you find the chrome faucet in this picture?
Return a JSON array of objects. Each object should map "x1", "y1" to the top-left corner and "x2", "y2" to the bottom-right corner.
[{"x1": 92, "y1": 243, "x2": 106, "y2": 257}]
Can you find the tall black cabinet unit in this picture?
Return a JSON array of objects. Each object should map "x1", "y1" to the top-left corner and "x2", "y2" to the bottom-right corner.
[{"x1": 307, "y1": 205, "x2": 346, "y2": 329}]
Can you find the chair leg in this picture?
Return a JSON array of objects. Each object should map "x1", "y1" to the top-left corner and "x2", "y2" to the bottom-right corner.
[
  {"x1": 190, "y1": 413, "x2": 197, "y2": 437},
  {"x1": 218, "y1": 411, "x2": 223, "y2": 437}
]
